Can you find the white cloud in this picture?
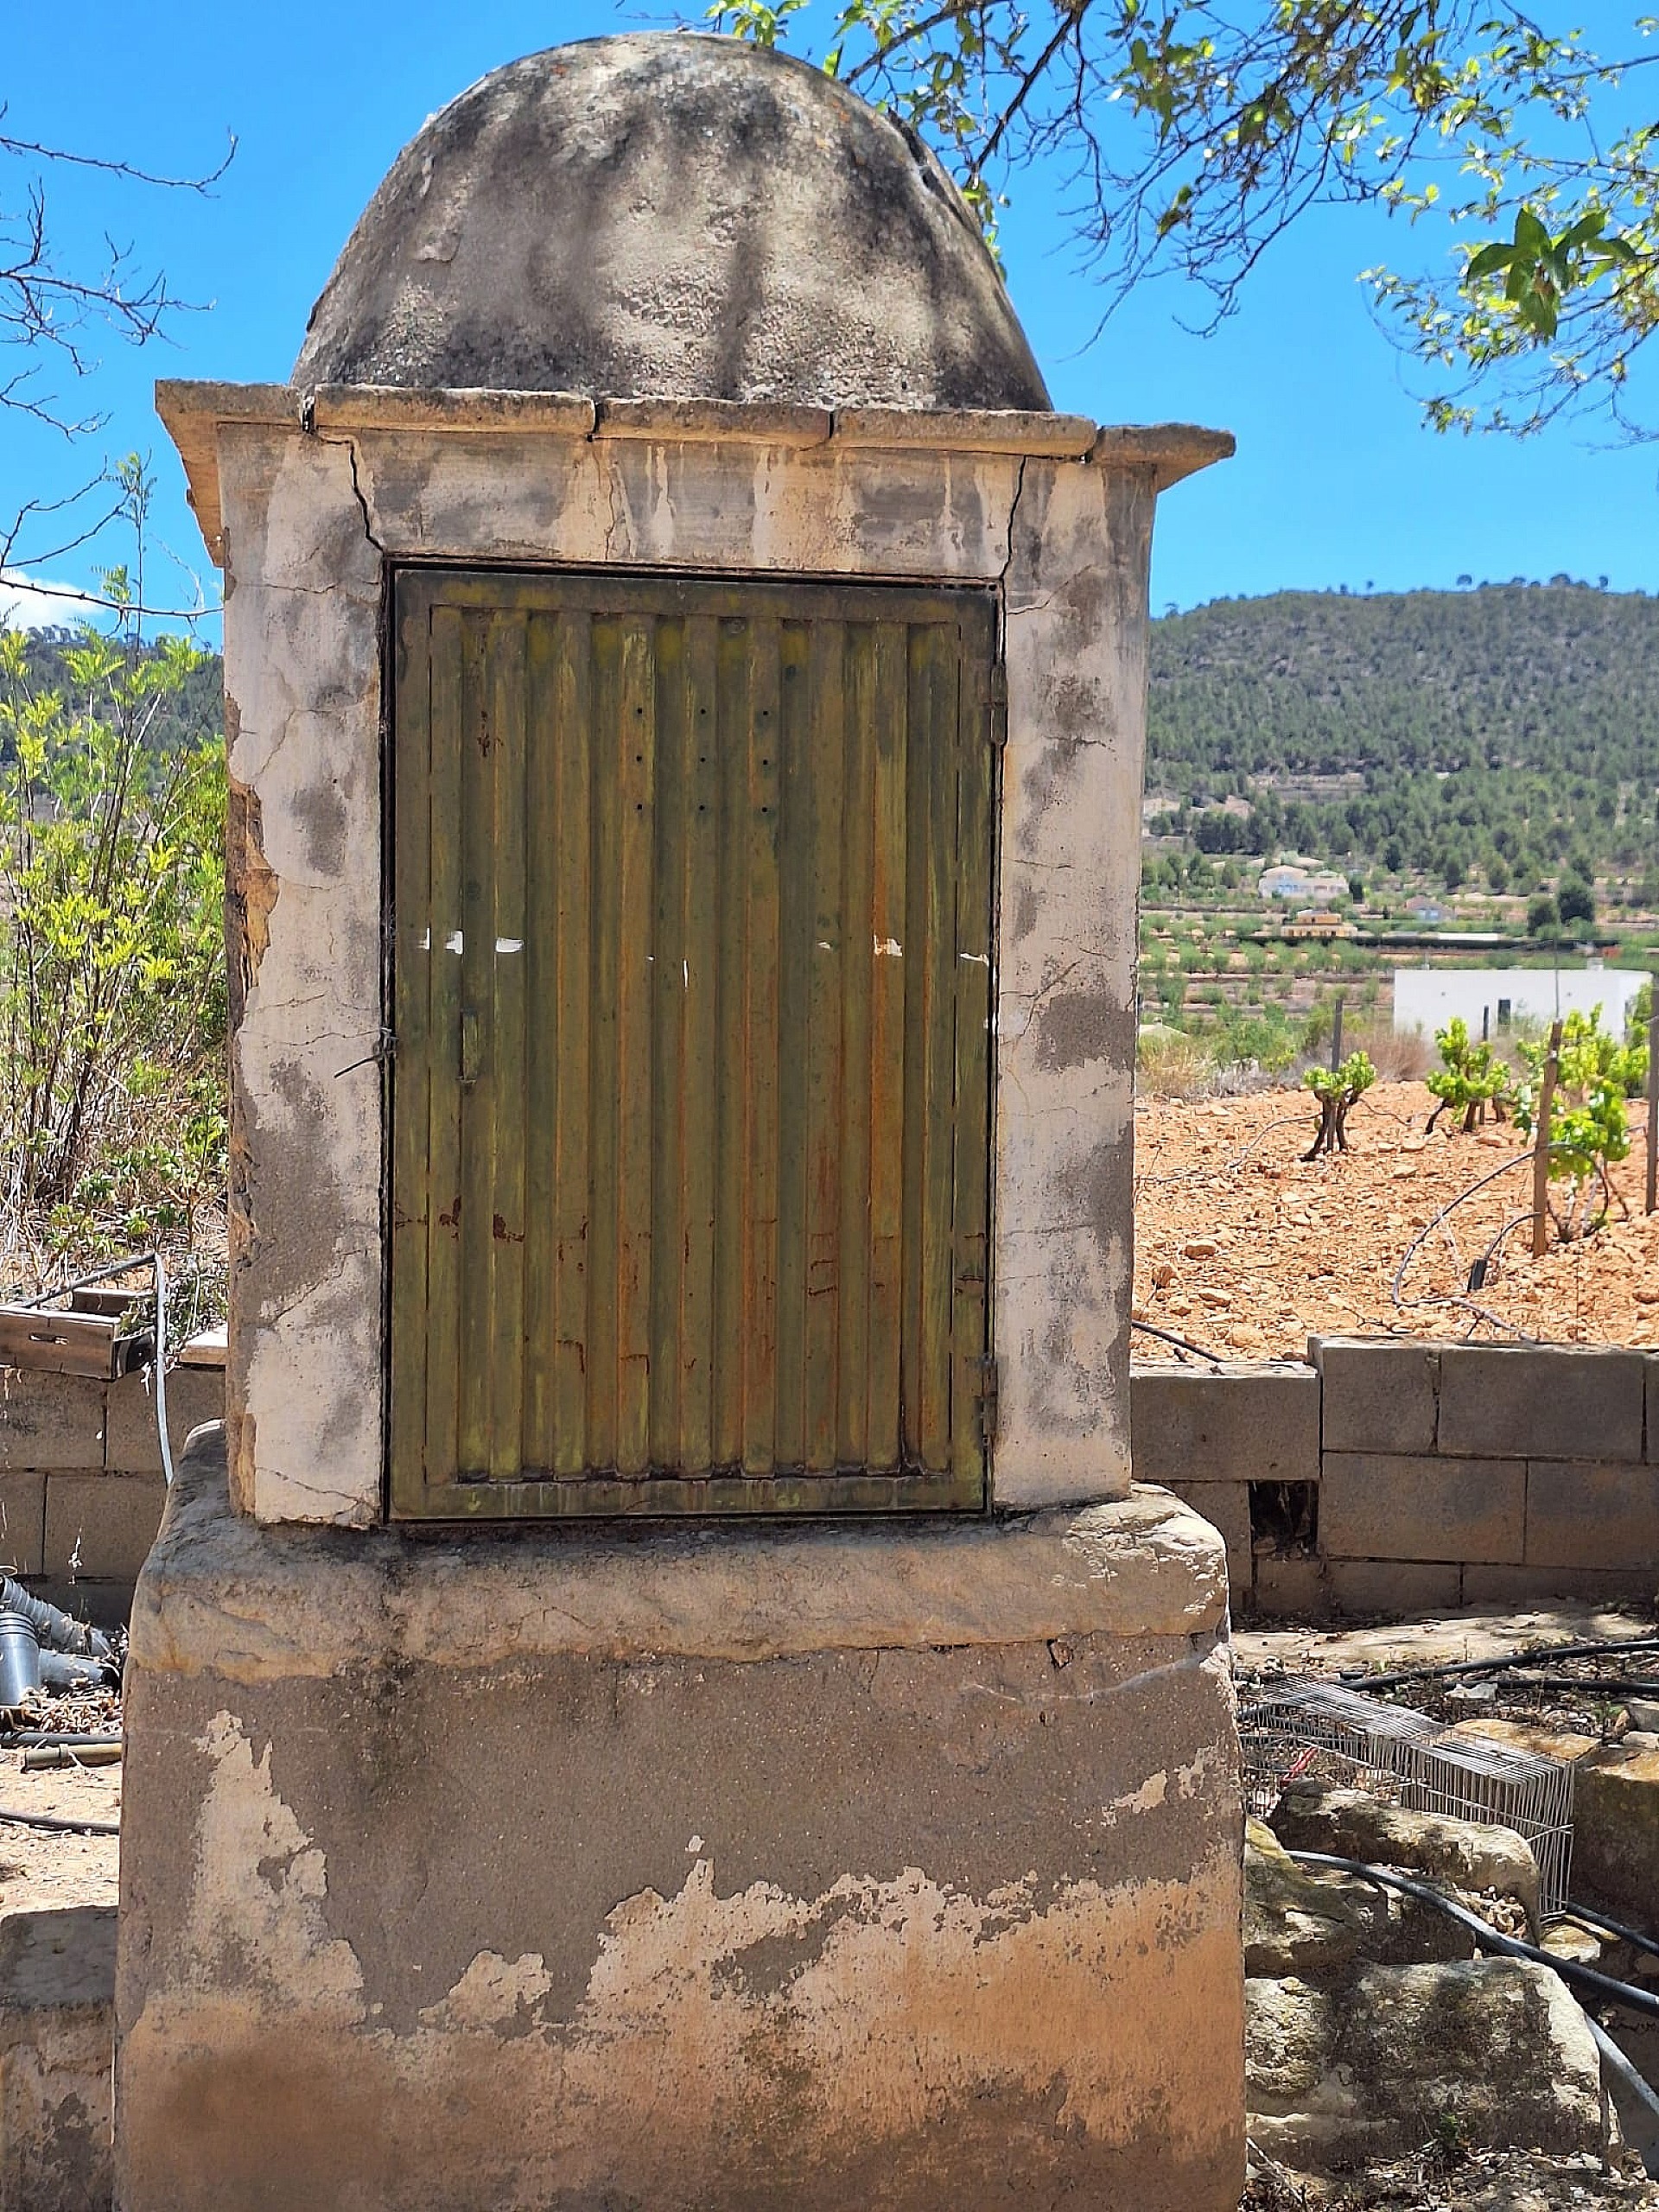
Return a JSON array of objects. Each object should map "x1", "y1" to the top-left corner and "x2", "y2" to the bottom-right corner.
[{"x1": 0, "y1": 569, "x2": 99, "y2": 632}]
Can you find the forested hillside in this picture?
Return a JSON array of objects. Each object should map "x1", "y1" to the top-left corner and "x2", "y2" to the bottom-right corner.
[
  {"x1": 14, "y1": 630, "x2": 222, "y2": 757},
  {"x1": 1147, "y1": 582, "x2": 1659, "y2": 894},
  {"x1": 15, "y1": 583, "x2": 1659, "y2": 900}
]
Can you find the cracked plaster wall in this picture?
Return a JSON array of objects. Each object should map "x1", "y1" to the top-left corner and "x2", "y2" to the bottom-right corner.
[
  {"x1": 218, "y1": 417, "x2": 1156, "y2": 1522},
  {"x1": 115, "y1": 1440, "x2": 1245, "y2": 2212}
]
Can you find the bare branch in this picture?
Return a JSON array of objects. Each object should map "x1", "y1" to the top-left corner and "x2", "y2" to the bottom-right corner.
[{"x1": 0, "y1": 111, "x2": 231, "y2": 433}]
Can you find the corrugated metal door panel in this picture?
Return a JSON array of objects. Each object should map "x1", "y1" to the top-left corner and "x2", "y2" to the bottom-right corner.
[{"x1": 389, "y1": 570, "x2": 996, "y2": 1519}]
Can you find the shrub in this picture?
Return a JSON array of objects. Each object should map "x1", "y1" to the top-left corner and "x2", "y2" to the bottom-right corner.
[
  {"x1": 0, "y1": 474, "x2": 224, "y2": 1267},
  {"x1": 1513, "y1": 1004, "x2": 1647, "y2": 1240},
  {"x1": 1426, "y1": 1017, "x2": 1513, "y2": 1132},
  {"x1": 1302, "y1": 1051, "x2": 1376, "y2": 1157}
]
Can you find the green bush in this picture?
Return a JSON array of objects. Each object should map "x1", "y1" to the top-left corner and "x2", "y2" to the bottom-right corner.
[
  {"x1": 1426, "y1": 1017, "x2": 1513, "y2": 1132},
  {"x1": 1302, "y1": 1051, "x2": 1377, "y2": 1157},
  {"x1": 0, "y1": 470, "x2": 225, "y2": 1267},
  {"x1": 1514, "y1": 1004, "x2": 1647, "y2": 1240}
]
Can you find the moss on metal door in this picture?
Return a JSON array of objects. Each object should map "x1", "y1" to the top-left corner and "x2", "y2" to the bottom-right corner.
[{"x1": 389, "y1": 569, "x2": 996, "y2": 1518}]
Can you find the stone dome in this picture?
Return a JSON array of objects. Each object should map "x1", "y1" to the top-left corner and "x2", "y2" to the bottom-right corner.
[{"x1": 293, "y1": 34, "x2": 1051, "y2": 410}]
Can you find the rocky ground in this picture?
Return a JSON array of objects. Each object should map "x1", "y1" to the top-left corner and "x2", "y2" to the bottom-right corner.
[
  {"x1": 1243, "y1": 2146, "x2": 1659, "y2": 2209},
  {"x1": 1133, "y1": 1080, "x2": 1659, "y2": 1361},
  {"x1": 0, "y1": 1681, "x2": 122, "y2": 1916},
  {"x1": 1236, "y1": 1610, "x2": 1659, "y2": 2205},
  {"x1": 1241, "y1": 1779, "x2": 1659, "y2": 2209}
]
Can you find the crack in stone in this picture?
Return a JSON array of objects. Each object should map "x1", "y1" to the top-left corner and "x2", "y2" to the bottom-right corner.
[{"x1": 301, "y1": 411, "x2": 388, "y2": 559}]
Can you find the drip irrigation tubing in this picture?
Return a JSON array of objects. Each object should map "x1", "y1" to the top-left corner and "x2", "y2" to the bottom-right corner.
[
  {"x1": 1135, "y1": 1111, "x2": 1308, "y2": 1186},
  {"x1": 1130, "y1": 1318, "x2": 1226, "y2": 1363},
  {"x1": 1389, "y1": 1137, "x2": 1604, "y2": 1342},
  {"x1": 1285, "y1": 1851, "x2": 1659, "y2": 2024},
  {"x1": 0, "y1": 1808, "x2": 118, "y2": 1835},
  {"x1": 0, "y1": 1733, "x2": 122, "y2": 1751},
  {"x1": 1339, "y1": 1636, "x2": 1659, "y2": 1694},
  {"x1": 1288, "y1": 1850, "x2": 1659, "y2": 2171},
  {"x1": 1586, "y1": 2017, "x2": 1659, "y2": 2177},
  {"x1": 1500, "y1": 1675, "x2": 1659, "y2": 1700},
  {"x1": 1564, "y1": 1902, "x2": 1659, "y2": 1966}
]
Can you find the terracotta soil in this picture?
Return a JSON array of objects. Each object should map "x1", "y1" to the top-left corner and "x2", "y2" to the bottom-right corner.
[{"x1": 1134, "y1": 1079, "x2": 1659, "y2": 1362}]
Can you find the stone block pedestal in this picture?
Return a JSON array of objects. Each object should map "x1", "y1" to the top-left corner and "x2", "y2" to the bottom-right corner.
[{"x1": 115, "y1": 1432, "x2": 1245, "y2": 2212}]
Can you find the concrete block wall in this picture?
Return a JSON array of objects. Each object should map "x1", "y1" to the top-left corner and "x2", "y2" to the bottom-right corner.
[
  {"x1": 3, "y1": 1336, "x2": 1649, "y2": 1627},
  {"x1": 1131, "y1": 1339, "x2": 1659, "y2": 1618},
  {"x1": 0, "y1": 1360, "x2": 224, "y2": 1626}
]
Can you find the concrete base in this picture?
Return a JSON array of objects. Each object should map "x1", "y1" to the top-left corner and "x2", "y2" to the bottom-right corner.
[
  {"x1": 116, "y1": 1430, "x2": 1244, "y2": 2211},
  {"x1": 0, "y1": 1907, "x2": 115, "y2": 2212}
]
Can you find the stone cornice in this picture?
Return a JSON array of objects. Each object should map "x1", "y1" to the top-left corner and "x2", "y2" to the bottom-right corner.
[{"x1": 155, "y1": 378, "x2": 1233, "y2": 564}]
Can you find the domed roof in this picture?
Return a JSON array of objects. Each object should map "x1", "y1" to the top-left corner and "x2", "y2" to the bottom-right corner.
[{"x1": 293, "y1": 34, "x2": 1051, "y2": 410}]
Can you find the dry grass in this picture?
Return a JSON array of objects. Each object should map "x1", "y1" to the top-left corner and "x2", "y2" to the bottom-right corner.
[
  {"x1": 1345, "y1": 1017, "x2": 1435, "y2": 1084},
  {"x1": 1136, "y1": 1027, "x2": 1218, "y2": 1097}
]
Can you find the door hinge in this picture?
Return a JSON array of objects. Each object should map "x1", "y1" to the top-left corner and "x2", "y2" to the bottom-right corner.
[{"x1": 978, "y1": 1355, "x2": 1001, "y2": 1447}]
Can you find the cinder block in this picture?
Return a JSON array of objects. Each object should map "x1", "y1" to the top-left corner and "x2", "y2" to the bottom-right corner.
[
  {"x1": 1461, "y1": 1562, "x2": 1659, "y2": 1606},
  {"x1": 1321, "y1": 1452, "x2": 1524, "y2": 1565},
  {"x1": 1325, "y1": 1560, "x2": 1462, "y2": 1617},
  {"x1": 1648, "y1": 1356, "x2": 1659, "y2": 1465},
  {"x1": 0, "y1": 1371, "x2": 104, "y2": 1473},
  {"x1": 1252, "y1": 1554, "x2": 1329, "y2": 1618},
  {"x1": 1163, "y1": 1479, "x2": 1252, "y2": 1602},
  {"x1": 0, "y1": 1473, "x2": 46, "y2": 1575},
  {"x1": 1130, "y1": 1361, "x2": 1319, "y2": 1487},
  {"x1": 44, "y1": 1472, "x2": 166, "y2": 1581},
  {"x1": 1526, "y1": 1460, "x2": 1659, "y2": 1571},
  {"x1": 1438, "y1": 1344, "x2": 1645, "y2": 1462},
  {"x1": 1312, "y1": 1337, "x2": 1439, "y2": 1455},
  {"x1": 105, "y1": 1365, "x2": 224, "y2": 1475}
]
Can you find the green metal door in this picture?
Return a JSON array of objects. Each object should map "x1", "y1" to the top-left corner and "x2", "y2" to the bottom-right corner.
[{"x1": 389, "y1": 569, "x2": 996, "y2": 1518}]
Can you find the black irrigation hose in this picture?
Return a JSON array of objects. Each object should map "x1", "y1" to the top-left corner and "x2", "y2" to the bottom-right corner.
[
  {"x1": 1565, "y1": 1901, "x2": 1659, "y2": 1966},
  {"x1": 1342, "y1": 1636, "x2": 1659, "y2": 1694},
  {"x1": 1286, "y1": 1850, "x2": 1659, "y2": 2024},
  {"x1": 1503, "y1": 1675, "x2": 1659, "y2": 1700},
  {"x1": 0, "y1": 1807, "x2": 118, "y2": 1836},
  {"x1": 1131, "y1": 1318, "x2": 1227, "y2": 1363},
  {"x1": 0, "y1": 1733, "x2": 122, "y2": 1751}
]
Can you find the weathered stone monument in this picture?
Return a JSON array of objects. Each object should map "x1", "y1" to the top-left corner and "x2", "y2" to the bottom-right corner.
[{"x1": 120, "y1": 34, "x2": 1242, "y2": 2209}]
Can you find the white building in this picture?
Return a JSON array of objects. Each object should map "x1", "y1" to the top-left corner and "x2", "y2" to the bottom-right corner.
[
  {"x1": 1393, "y1": 963, "x2": 1648, "y2": 1039},
  {"x1": 1259, "y1": 858, "x2": 1350, "y2": 902}
]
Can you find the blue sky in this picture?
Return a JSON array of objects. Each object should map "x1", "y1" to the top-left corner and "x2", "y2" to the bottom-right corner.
[{"x1": 3, "y1": 0, "x2": 1656, "y2": 635}]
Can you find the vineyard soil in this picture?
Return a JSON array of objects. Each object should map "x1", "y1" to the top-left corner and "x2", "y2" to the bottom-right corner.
[{"x1": 1134, "y1": 1079, "x2": 1659, "y2": 1360}]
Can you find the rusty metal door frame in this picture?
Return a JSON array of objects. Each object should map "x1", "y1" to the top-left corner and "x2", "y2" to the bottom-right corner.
[{"x1": 385, "y1": 564, "x2": 1000, "y2": 1520}]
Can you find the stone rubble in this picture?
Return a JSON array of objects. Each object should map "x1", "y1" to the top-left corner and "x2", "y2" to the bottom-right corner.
[
  {"x1": 1268, "y1": 1780, "x2": 1542, "y2": 1928},
  {"x1": 1245, "y1": 1791, "x2": 1659, "y2": 2197}
]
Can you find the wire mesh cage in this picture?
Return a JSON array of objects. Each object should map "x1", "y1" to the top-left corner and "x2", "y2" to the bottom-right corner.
[{"x1": 1241, "y1": 1680, "x2": 1575, "y2": 1916}]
